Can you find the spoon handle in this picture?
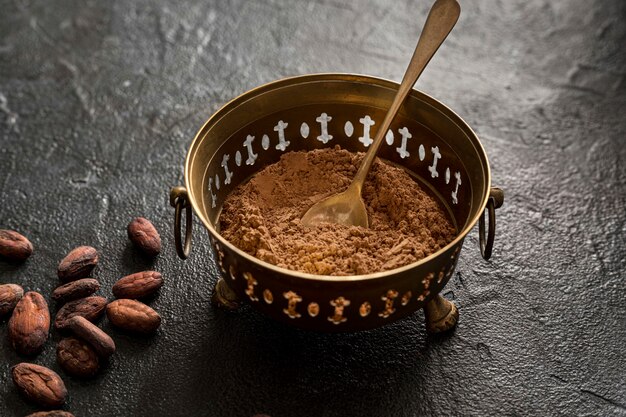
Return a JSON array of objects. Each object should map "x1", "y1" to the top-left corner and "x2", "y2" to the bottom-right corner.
[{"x1": 351, "y1": 0, "x2": 460, "y2": 189}]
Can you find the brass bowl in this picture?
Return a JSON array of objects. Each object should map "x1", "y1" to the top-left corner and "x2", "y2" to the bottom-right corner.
[{"x1": 170, "y1": 73, "x2": 503, "y2": 333}]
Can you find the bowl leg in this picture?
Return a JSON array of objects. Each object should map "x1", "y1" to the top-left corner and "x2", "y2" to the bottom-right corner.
[
  {"x1": 211, "y1": 278, "x2": 240, "y2": 310},
  {"x1": 424, "y1": 294, "x2": 458, "y2": 333}
]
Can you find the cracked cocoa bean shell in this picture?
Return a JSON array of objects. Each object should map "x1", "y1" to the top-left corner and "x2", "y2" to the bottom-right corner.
[
  {"x1": 66, "y1": 315, "x2": 115, "y2": 357},
  {"x1": 0, "y1": 229, "x2": 33, "y2": 262},
  {"x1": 26, "y1": 411, "x2": 75, "y2": 417},
  {"x1": 106, "y1": 299, "x2": 161, "y2": 334},
  {"x1": 127, "y1": 217, "x2": 161, "y2": 257},
  {"x1": 54, "y1": 296, "x2": 107, "y2": 329},
  {"x1": 0, "y1": 283, "x2": 24, "y2": 317},
  {"x1": 112, "y1": 271, "x2": 163, "y2": 299},
  {"x1": 57, "y1": 246, "x2": 98, "y2": 282},
  {"x1": 11, "y1": 363, "x2": 67, "y2": 408},
  {"x1": 52, "y1": 278, "x2": 100, "y2": 304},
  {"x1": 57, "y1": 336, "x2": 99, "y2": 378},
  {"x1": 8, "y1": 292, "x2": 50, "y2": 355}
]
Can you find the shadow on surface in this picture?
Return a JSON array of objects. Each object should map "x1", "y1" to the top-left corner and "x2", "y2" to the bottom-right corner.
[
  {"x1": 135, "y1": 303, "x2": 451, "y2": 417},
  {"x1": 120, "y1": 243, "x2": 157, "y2": 272}
]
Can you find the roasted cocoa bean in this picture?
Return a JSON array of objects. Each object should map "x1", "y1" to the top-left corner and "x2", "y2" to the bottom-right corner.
[
  {"x1": 26, "y1": 411, "x2": 75, "y2": 417},
  {"x1": 106, "y1": 299, "x2": 161, "y2": 334},
  {"x1": 11, "y1": 363, "x2": 67, "y2": 408},
  {"x1": 54, "y1": 296, "x2": 107, "y2": 329},
  {"x1": 57, "y1": 246, "x2": 98, "y2": 282},
  {"x1": 57, "y1": 337, "x2": 99, "y2": 378},
  {"x1": 112, "y1": 271, "x2": 163, "y2": 299},
  {"x1": 8, "y1": 292, "x2": 50, "y2": 355},
  {"x1": 0, "y1": 229, "x2": 33, "y2": 262},
  {"x1": 66, "y1": 315, "x2": 115, "y2": 357},
  {"x1": 127, "y1": 217, "x2": 161, "y2": 257},
  {"x1": 0, "y1": 283, "x2": 24, "y2": 317},
  {"x1": 52, "y1": 278, "x2": 100, "y2": 304}
]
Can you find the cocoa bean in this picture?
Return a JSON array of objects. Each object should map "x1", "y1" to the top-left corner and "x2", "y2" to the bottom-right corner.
[
  {"x1": 57, "y1": 337, "x2": 99, "y2": 378},
  {"x1": 52, "y1": 278, "x2": 100, "y2": 304},
  {"x1": 106, "y1": 299, "x2": 161, "y2": 334},
  {"x1": 0, "y1": 229, "x2": 33, "y2": 262},
  {"x1": 57, "y1": 246, "x2": 98, "y2": 282},
  {"x1": 112, "y1": 271, "x2": 163, "y2": 299},
  {"x1": 26, "y1": 411, "x2": 75, "y2": 417},
  {"x1": 66, "y1": 315, "x2": 115, "y2": 357},
  {"x1": 11, "y1": 363, "x2": 67, "y2": 408},
  {"x1": 54, "y1": 296, "x2": 106, "y2": 329},
  {"x1": 127, "y1": 217, "x2": 161, "y2": 257},
  {"x1": 0, "y1": 283, "x2": 24, "y2": 317},
  {"x1": 8, "y1": 292, "x2": 50, "y2": 355}
]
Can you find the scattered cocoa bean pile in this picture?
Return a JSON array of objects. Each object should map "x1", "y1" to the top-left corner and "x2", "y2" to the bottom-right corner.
[{"x1": 0, "y1": 217, "x2": 164, "y2": 416}]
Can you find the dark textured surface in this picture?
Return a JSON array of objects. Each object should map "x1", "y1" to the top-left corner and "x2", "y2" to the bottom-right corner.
[{"x1": 1, "y1": 0, "x2": 625, "y2": 416}]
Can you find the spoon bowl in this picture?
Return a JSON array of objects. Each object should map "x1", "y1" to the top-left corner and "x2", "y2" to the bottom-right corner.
[{"x1": 301, "y1": 184, "x2": 368, "y2": 228}]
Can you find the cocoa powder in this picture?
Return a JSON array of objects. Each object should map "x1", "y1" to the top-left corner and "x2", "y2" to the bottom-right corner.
[{"x1": 219, "y1": 147, "x2": 456, "y2": 275}]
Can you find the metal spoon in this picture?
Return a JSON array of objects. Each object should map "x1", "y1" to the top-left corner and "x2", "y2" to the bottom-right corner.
[{"x1": 301, "y1": 0, "x2": 460, "y2": 228}]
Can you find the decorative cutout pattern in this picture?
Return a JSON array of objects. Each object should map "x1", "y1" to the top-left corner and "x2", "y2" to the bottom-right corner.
[
  {"x1": 215, "y1": 243, "x2": 226, "y2": 274},
  {"x1": 359, "y1": 302, "x2": 371, "y2": 317},
  {"x1": 207, "y1": 113, "x2": 465, "y2": 211},
  {"x1": 282, "y1": 291, "x2": 302, "y2": 318},
  {"x1": 243, "y1": 135, "x2": 257, "y2": 165},
  {"x1": 385, "y1": 129, "x2": 394, "y2": 145},
  {"x1": 344, "y1": 121, "x2": 354, "y2": 137},
  {"x1": 274, "y1": 120, "x2": 289, "y2": 151},
  {"x1": 231, "y1": 273, "x2": 460, "y2": 321},
  {"x1": 428, "y1": 146, "x2": 441, "y2": 178},
  {"x1": 378, "y1": 289, "x2": 399, "y2": 318},
  {"x1": 358, "y1": 115, "x2": 375, "y2": 147},
  {"x1": 300, "y1": 123, "x2": 309, "y2": 139},
  {"x1": 417, "y1": 272, "x2": 434, "y2": 302},
  {"x1": 328, "y1": 297, "x2": 350, "y2": 324},
  {"x1": 396, "y1": 127, "x2": 411, "y2": 158},
  {"x1": 221, "y1": 154, "x2": 233, "y2": 185},
  {"x1": 401, "y1": 291, "x2": 412, "y2": 306},
  {"x1": 243, "y1": 272, "x2": 258, "y2": 302},
  {"x1": 261, "y1": 134, "x2": 270, "y2": 150},
  {"x1": 316, "y1": 113, "x2": 332, "y2": 143},
  {"x1": 308, "y1": 302, "x2": 319, "y2": 317}
]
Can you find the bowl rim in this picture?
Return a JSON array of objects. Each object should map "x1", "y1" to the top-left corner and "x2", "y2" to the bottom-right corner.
[{"x1": 184, "y1": 72, "x2": 491, "y2": 282}]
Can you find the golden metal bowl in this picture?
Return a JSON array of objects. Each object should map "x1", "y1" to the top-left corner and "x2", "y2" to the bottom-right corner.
[{"x1": 170, "y1": 73, "x2": 503, "y2": 333}]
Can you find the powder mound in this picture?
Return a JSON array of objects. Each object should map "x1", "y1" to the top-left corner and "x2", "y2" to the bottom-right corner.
[{"x1": 219, "y1": 147, "x2": 456, "y2": 276}]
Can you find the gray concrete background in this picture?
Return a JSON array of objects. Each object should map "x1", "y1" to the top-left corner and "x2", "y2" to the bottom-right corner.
[{"x1": 1, "y1": 0, "x2": 625, "y2": 416}]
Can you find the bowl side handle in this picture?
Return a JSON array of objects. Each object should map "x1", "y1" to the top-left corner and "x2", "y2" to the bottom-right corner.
[
  {"x1": 170, "y1": 186, "x2": 193, "y2": 260},
  {"x1": 479, "y1": 187, "x2": 504, "y2": 260}
]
